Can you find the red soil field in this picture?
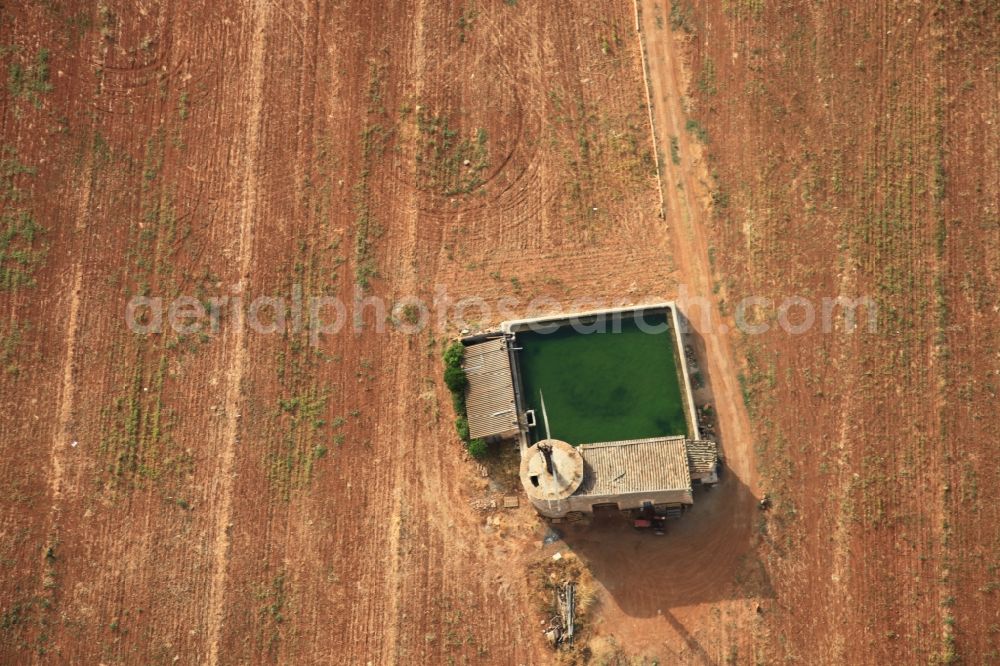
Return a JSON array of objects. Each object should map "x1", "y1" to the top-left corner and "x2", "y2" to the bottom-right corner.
[{"x1": 0, "y1": 0, "x2": 995, "y2": 664}]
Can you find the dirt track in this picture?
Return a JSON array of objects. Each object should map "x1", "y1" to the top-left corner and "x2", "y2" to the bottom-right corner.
[{"x1": 543, "y1": 0, "x2": 767, "y2": 659}]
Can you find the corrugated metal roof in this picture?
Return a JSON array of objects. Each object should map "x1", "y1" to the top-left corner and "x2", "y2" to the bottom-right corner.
[
  {"x1": 686, "y1": 439, "x2": 718, "y2": 474},
  {"x1": 575, "y1": 436, "x2": 692, "y2": 497},
  {"x1": 463, "y1": 337, "x2": 518, "y2": 439}
]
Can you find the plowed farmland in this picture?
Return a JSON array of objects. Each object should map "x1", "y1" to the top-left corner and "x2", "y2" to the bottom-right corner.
[
  {"x1": 0, "y1": 1, "x2": 668, "y2": 663},
  {"x1": 0, "y1": 0, "x2": 996, "y2": 664},
  {"x1": 643, "y1": 0, "x2": 999, "y2": 663}
]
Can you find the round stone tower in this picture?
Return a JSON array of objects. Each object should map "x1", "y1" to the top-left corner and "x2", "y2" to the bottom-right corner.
[{"x1": 519, "y1": 439, "x2": 584, "y2": 518}]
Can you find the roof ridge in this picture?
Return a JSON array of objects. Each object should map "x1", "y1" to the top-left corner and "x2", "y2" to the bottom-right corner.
[{"x1": 580, "y1": 435, "x2": 688, "y2": 448}]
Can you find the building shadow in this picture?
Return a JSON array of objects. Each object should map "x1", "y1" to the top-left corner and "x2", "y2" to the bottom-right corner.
[
  {"x1": 677, "y1": 312, "x2": 720, "y2": 445},
  {"x1": 503, "y1": 305, "x2": 774, "y2": 618},
  {"x1": 556, "y1": 467, "x2": 773, "y2": 617},
  {"x1": 663, "y1": 609, "x2": 715, "y2": 666}
]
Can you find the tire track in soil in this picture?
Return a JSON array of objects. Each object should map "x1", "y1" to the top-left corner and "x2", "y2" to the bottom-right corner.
[
  {"x1": 35, "y1": 25, "x2": 104, "y2": 661},
  {"x1": 42, "y1": 0, "x2": 109, "y2": 535},
  {"x1": 205, "y1": 2, "x2": 269, "y2": 662},
  {"x1": 377, "y1": 3, "x2": 431, "y2": 660},
  {"x1": 50, "y1": 206, "x2": 87, "y2": 506},
  {"x1": 635, "y1": 1, "x2": 755, "y2": 490},
  {"x1": 48, "y1": 46, "x2": 117, "y2": 482}
]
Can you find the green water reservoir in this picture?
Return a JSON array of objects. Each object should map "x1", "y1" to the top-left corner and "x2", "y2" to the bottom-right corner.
[{"x1": 516, "y1": 311, "x2": 689, "y2": 445}]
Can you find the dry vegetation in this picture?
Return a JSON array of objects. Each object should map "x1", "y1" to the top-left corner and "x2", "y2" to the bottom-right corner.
[{"x1": 528, "y1": 553, "x2": 606, "y2": 666}]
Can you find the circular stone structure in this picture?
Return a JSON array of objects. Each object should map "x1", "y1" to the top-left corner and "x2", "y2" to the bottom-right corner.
[{"x1": 519, "y1": 439, "x2": 585, "y2": 517}]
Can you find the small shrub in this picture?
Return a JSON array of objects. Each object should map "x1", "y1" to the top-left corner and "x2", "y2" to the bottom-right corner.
[
  {"x1": 442, "y1": 340, "x2": 464, "y2": 368},
  {"x1": 467, "y1": 438, "x2": 488, "y2": 459},
  {"x1": 685, "y1": 118, "x2": 710, "y2": 144},
  {"x1": 450, "y1": 391, "x2": 465, "y2": 415},
  {"x1": 398, "y1": 303, "x2": 421, "y2": 325},
  {"x1": 711, "y1": 188, "x2": 730, "y2": 209},
  {"x1": 455, "y1": 416, "x2": 470, "y2": 442},
  {"x1": 443, "y1": 340, "x2": 472, "y2": 442},
  {"x1": 669, "y1": 1, "x2": 693, "y2": 33},
  {"x1": 443, "y1": 341, "x2": 468, "y2": 407},
  {"x1": 444, "y1": 364, "x2": 467, "y2": 394},
  {"x1": 691, "y1": 370, "x2": 704, "y2": 389},
  {"x1": 7, "y1": 48, "x2": 53, "y2": 108}
]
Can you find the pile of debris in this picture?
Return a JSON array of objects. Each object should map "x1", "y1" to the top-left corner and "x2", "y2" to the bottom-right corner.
[
  {"x1": 543, "y1": 581, "x2": 576, "y2": 647},
  {"x1": 685, "y1": 344, "x2": 706, "y2": 389},
  {"x1": 684, "y1": 343, "x2": 699, "y2": 370},
  {"x1": 530, "y1": 550, "x2": 593, "y2": 656},
  {"x1": 697, "y1": 403, "x2": 716, "y2": 439},
  {"x1": 469, "y1": 497, "x2": 497, "y2": 512},
  {"x1": 470, "y1": 494, "x2": 520, "y2": 513}
]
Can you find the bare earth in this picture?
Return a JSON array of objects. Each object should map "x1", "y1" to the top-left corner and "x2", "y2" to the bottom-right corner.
[
  {"x1": 641, "y1": 0, "x2": 1000, "y2": 663},
  {"x1": 1, "y1": 1, "x2": 996, "y2": 665}
]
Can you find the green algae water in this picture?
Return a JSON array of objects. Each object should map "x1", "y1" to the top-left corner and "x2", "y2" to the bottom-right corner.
[{"x1": 517, "y1": 312, "x2": 689, "y2": 445}]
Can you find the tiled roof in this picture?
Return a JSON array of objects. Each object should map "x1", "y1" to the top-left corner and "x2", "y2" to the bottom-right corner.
[
  {"x1": 686, "y1": 439, "x2": 719, "y2": 474},
  {"x1": 575, "y1": 436, "x2": 692, "y2": 497}
]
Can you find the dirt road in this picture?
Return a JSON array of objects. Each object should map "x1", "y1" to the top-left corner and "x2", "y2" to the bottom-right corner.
[
  {"x1": 636, "y1": 0, "x2": 757, "y2": 482},
  {"x1": 545, "y1": 1, "x2": 766, "y2": 659}
]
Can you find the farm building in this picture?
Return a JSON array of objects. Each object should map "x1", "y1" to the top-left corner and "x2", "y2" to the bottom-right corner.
[
  {"x1": 462, "y1": 303, "x2": 719, "y2": 520},
  {"x1": 521, "y1": 436, "x2": 718, "y2": 518},
  {"x1": 461, "y1": 336, "x2": 519, "y2": 440}
]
